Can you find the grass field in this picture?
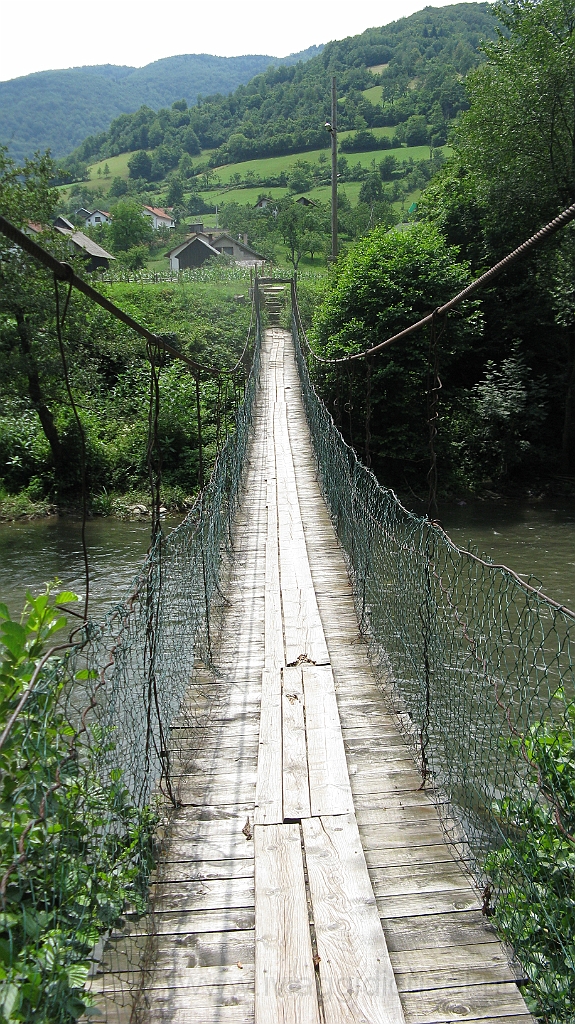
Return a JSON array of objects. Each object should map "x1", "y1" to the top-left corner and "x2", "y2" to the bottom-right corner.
[
  {"x1": 73, "y1": 136, "x2": 443, "y2": 207},
  {"x1": 208, "y1": 141, "x2": 445, "y2": 187},
  {"x1": 362, "y1": 86, "x2": 385, "y2": 104}
]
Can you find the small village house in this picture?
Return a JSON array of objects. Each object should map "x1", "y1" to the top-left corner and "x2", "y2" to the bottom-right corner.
[
  {"x1": 143, "y1": 206, "x2": 175, "y2": 230},
  {"x1": 84, "y1": 210, "x2": 112, "y2": 227},
  {"x1": 166, "y1": 230, "x2": 265, "y2": 271},
  {"x1": 54, "y1": 224, "x2": 115, "y2": 271}
]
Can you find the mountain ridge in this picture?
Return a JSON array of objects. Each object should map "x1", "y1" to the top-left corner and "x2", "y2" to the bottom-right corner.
[{"x1": 0, "y1": 46, "x2": 323, "y2": 163}]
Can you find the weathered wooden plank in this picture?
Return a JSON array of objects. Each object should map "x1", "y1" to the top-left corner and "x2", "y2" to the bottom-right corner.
[
  {"x1": 358, "y1": 821, "x2": 447, "y2": 850},
  {"x1": 303, "y1": 814, "x2": 405, "y2": 1024},
  {"x1": 127, "y1": 909, "x2": 255, "y2": 937},
  {"x1": 254, "y1": 823, "x2": 320, "y2": 1024},
  {"x1": 157, "y1": 963, "x2": 254, "y2": 988},
  {"x1": 282, "y1": 665, "x2": 311, "y2": 820},
  {"x1": 369, "y1": 861, "x2": 472, "y2": 898},
  {"x1": 91, "y1": 963, "x2": 255, "y2": 991},
  {"x1": 153, "y1": 929, "x2": 254, "y2": 968},
  {"x1": 150, "y1": 876, "x2": 254, "y2": 913},
  {"x1": 302, "y1": 664, "x2": 354, "y2": 817},
  {"x1": 356, "y1": 802, "x2": 442, "y2": 826},
  {"x1": 161, "y1": 836, "x2": 254, "y2": 862},
  {"x1": 365, "y1": 844, "x2": 464, "y2": 870},
  {"x1": 388, "y1": 943, "x2": 518, "y2": 978},
  {"x1": 154, "y1": 858, "x2": 254, "y2": 882},
  {"x1": 400, "y1": 982, "x2": 532, "y2": 1023},
  {"x1": 144, "y1": 981, "x2": 255, "y2": 1011},
  {"x1": 376, "y1": 888, "x2": 481, "y2": 919},
  {"x1": 394, "y1": 965, "x2": 524, "y2": 993},
  {"x1": 349, "y1": 769, "x2": 428, "y2": 796},
  {"x1": 254, "y1": 669, "x2": 283, "y2": 825},
  {"x1": 145, "y1": 986, "x2": 254, "y2": 1022},
  {"x1": 264, "y1": 461, "x2": 284, "y2": 671},
  {"x1": 274, "y1": 399, "x2": 329, "y2": 667},
  {"x1": 381, "y1": 912, "x2": 501, "y2": 953}
]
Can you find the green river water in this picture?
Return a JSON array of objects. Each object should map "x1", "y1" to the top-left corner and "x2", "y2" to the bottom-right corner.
[{"x1": 0, "y1": 498, "x2": 574, "y2": 620}]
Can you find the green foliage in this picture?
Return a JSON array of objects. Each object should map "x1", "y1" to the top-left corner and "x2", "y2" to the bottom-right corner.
[
  {"x1": 0, "y1": 151, "x2": 251, "y2": 506},
  {"x1": 486, "y1": 701, "x2": 575, "y2": 1023},
  {"x1": 277, "y1": 199, "x2": 329, "y2": 269},
  {"x1": 127, "y1": 150, "x2": 152, "y2": 182},
  {"x1": 0, "y1": 50, "x2": 323, "y2": 164},
  {"x1": 61, "y1": 4, "x2": 497, "y2": 178},
  {"x1": 465, "y1": 344, "x2": 548, "y2": 483},
  {"x1": 311, "y1": 223, "x2": 480, "y2": 485},
  {"x1": 418, "y1": 0, "x2": 575, "y2": 477},
  {"x1": 108, "y1": 176, "x2": 128, "y2": 198},
  {"x1": 0, "y1": 588, "x2": 156, "y2": 1022},
  {"x1": 108, "y1": 199, "x2": 154, "y2": 252}
]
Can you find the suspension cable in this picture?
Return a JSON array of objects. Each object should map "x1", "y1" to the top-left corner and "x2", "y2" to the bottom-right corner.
[
  {"x1": 294, "y1": 199, "x2": 575, "y2": 363},
  {"x1": 0, "y1": 215, "x2": 240, "y2": 378}
]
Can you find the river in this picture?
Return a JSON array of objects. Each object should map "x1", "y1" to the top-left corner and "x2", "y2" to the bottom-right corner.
[
  {"x1": 438, "y1": 497, "x2": 575, "y2": 612},
  {"x1": 0, "y1": 498, "x2": 574, "y2": 620},
  {"x1": 0, "y1": 515, "x2": 175, "y2": 620}
]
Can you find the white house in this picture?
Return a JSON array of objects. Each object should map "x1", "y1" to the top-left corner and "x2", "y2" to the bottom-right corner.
[
  {"x1": 84, "y1": 210, "x2": 112, "y2": 227},
  {"x1": 142, "y1": 206, "x2": 175, "y2": 230},
  {"x1": 166, "y1": 231, "x2": 265, "y2": 271}
]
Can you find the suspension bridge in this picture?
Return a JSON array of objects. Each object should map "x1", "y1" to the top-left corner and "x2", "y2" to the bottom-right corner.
[
  {"x1": 0, "y1": 214, "x2": 574, "y2": 1024},
  {"x1": 96, "y1": 314, "x2": 532, "y2": 1024}
]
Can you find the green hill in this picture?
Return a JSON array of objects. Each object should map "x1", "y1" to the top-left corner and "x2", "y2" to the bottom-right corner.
[
  {"x1": 0, "y1": 47, "x2": 323, "y2": 163},
  {"x1": 65, "y1": 3, "x2": 498, "y2": 176}
]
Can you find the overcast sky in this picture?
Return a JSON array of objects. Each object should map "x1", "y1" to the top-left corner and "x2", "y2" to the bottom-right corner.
[{"x1": 0, "y1": 0, "x2": 463, "y2": 82}]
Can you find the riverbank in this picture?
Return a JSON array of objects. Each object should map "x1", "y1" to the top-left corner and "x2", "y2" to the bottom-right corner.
[{"x1": 0, "y1": 486, "x2": 195, "y2": 523}]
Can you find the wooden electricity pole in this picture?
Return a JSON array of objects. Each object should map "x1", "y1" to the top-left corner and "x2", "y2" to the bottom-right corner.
[{"x1": 331, "y1": 76, "x2": 338, "y2": 261}]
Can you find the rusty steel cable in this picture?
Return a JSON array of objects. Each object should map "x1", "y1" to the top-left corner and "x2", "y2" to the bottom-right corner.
[{"x1": 294, "y1": 199, "x2": 575, "y2": 363}]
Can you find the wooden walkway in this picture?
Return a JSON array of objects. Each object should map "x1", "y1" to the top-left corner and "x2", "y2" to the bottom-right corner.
[{"x1": 99, "y1": 328, "x2": 533, "y2": 1023}]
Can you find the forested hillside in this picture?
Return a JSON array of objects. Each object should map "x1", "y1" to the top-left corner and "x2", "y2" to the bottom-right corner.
[
  {"x1": 0, "y1": 46, "x2": 322, "y2": 163},
  {"x1": 66, "y1": 3, "x2": 497, "y2": 174},
  {"x1": 309, "y1": 0, "x2": 575, "y2": 506}
]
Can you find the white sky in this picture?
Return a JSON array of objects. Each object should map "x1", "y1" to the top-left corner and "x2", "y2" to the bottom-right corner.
[{"x1": 0, "y1": 0, "x2": 463, "y2": 82}]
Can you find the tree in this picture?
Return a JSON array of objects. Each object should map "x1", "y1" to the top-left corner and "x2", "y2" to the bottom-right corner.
[
  {"x1": 404, "y1": 115, "x2": 429, "y2": 147},
  {"x1": 166, "y1": 176, "x2": 184, "y2": 206},
  {"x1": 454, "y1": 0, "x2": 575, "y2": 241},
  {"x1": 0, "y1": 150, "x2": 66, "y2": 481},
  {"x1": 108, "y1": 199, "x2": 153, "y2": 252},
  {"x1": 422, "y1": 0, "x2": 575, "y2": 470},
  {"x1": 277, "y1": 200, "x2": 324, "y2": 269},
  {"x1": 108, "y1": 176, "x2": 128, "y2": 198},
  {"x1": 127, "y1": 150, "x2": 152, "y2": 181},
  {"x1": 311, "y1": 224, "x2": 480, "y2": 485},
  {"x1": 119, "y1": 244, "x2": 149, "y2": 271},
  {"x1": 182, "y1": 127, "x2": 201, "y2": 156},
  {"x1": 288, "y1": 161, "x2": 313, "y2": 194},
  {"x1": 358, "y1": 172, "x2": 385, "y2": 206}
]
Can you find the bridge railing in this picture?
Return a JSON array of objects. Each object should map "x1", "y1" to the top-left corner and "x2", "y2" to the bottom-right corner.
[
  {"x1": 291, "y1": 286, "x2": 575, "y2": 1023},
  {"x1": 0, "y1": 216, "x2": 263, "y2": 1021}
]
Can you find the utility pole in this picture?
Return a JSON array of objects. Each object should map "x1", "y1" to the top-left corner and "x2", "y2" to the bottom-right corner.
[
  {"x1": 323, "y1": 78, "x2": 335, "y2": 260},
  {"x1": 330, "y1": 76, "x2": 338, "y2": 261}
]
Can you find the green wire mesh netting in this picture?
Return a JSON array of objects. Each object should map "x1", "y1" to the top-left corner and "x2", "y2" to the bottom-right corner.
[
  {"x1": 0, "y1": 315, "x2": 262, "y2": 1024},
  {"x1": 291, "y1": 297, "x2": 575, "y2": 1024}
]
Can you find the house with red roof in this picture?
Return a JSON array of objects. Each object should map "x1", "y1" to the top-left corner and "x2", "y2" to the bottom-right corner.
[
  {"x1": 143, "y1": 206, "x2": 175, "y2": 230},
  {"x1": 85, "y1": 210, "x2": 112, "y2": 227}
]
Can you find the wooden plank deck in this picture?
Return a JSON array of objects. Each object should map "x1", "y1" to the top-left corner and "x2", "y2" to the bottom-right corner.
[{"x1": 93, "y1": 327, "x2": 532, "y2": 1024}]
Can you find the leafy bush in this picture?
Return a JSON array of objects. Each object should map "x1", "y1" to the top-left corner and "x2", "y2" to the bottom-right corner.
[
  {"x1": 0, "y1": 590, "x2": 156, "y2": 1022},
  {"x1": 486, "y1": 701, "x2": 575, "y2": 1023}
]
